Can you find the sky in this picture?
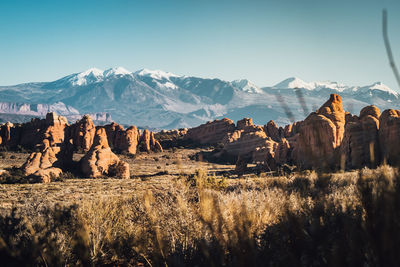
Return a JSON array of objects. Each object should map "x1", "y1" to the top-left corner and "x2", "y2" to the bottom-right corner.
[{"x1": 0, "y1": 0, "x2": 400, "y2": 90}]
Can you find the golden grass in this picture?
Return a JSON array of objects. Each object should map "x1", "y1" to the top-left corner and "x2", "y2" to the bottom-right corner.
[{"x1": 0, "y1": 150, "x2": 400, "y2": 266}]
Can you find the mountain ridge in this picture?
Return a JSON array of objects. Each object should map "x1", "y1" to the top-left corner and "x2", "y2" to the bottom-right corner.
[{"x1": 0, "y1": 67, "x2": 398, "y2": 129}]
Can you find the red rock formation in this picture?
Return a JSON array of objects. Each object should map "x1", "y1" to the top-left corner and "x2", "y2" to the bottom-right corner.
[
  {"x1": 251, "y1": 139, "x2": 279, "y2": 170},
  {"x1": 223, "y1": 130, "x2": 272, "y2": 158},
  {"x1": 184, "y1": 118, "x2": 235, "y2": 145},
  {"x1": 379, "y1": 109, "x2": 400, "y2": 165},
  {"x1": 237, "y1": 118, "x2": 253, "y2": 130},
  {"x1": 104, "y1": 122, "x2": 125, "y2": 149},
  {"x1": 18, "y1": 113, "x2": 67, "y2": 149},
  {"x1": 283, "y1": 121, "x2": 301, "y2": 138},
  {"x1": 139, "y1": 129, "x2": 151, "y2": 152},
  {"x1": 42, "y1": 112, "x2": 69, "y2": 146},
  {"x1": 274, "y1": 138, "x2": 291, "y2": 165},
  {"x1": 150, "y1": 132, "x2": 163, "y2": 152},
  {"x1": 80, "y1": 128, "x2": 130, "y2": 178},
  {"x1": 22, "y1": 139, "x2": 63, "y2": 183},
  {"x1": 119, "y1": 126, "x2": 140, "y2": 154},
  {"x1": 264, "y1": 120, "x2": 281, "y2": 141},
  {"x1": 340, "y1": 105, "x2": 380, "y2": 169},
  {"x1": 138, "y1": 129, "x2": 163, "y2": 152},
  {"x1": 0, "y1": 122, "x2": 14, "y2": 147},
  {"x1": 292, "y1": 94, "x2": 345, "y2": 169},
  {"x1": 68, "y1": 115, "x2": 96, "y2": 152}
]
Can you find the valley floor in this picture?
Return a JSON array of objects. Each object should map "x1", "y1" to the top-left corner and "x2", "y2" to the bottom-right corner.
[
  {"x1": 0, "y1": 148, "x2": 237, "y2": 211},
  {"x1": 0, "y1": 148, "x2": 399, "y2": 266}
]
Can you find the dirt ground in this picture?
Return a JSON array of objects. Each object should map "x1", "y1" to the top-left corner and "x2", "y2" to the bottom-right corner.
[{"x1": 0, "y1": 148, "x2": 241, "y2": 211}]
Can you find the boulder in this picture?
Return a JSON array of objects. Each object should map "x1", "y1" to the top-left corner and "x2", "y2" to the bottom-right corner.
[
  {"x1": 33, "y1": 167, "x2": 63, "y2": 183},
  {"x1": 80, "y1": 128, "x2": 130, "y2": 178}
]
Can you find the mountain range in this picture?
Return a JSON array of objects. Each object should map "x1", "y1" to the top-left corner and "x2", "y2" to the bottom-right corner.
[{"x1": 0, "y1": 67, "x2": 398, "y2": 128}]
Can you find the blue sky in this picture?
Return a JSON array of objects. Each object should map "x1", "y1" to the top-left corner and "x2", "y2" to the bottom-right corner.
[{"x1": 0, "y1": 0, "x2": 400, "y2": 90}]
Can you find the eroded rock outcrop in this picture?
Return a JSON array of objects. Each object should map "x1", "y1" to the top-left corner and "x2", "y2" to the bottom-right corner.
[
  {"x1": 184, "y1": 118, "x2": 236, "y2": 145},
  {"x1": 22, "y1": 139, "x2": 64, "y2": 183},
  {"x1": 104, "y1": 122, "x2": 125, "y2": 149},
  {"x1": 80, "y1": 128, "x2": 130, "y2": 178},
  {"x1": 68, "y1": 115, "x2": 96, "y2": 152},
  {"x1": 379, "y1": 109, "x2": 400, "y2": 165},
  {"x1": 340, "y1": 105, "x2": 381, "y2": 169},
  {"x1": 292, "y1": 94, "x2": 345, "y2": 169},
  {"x1": 139, "y1": 129, "x2": 151, "y2": 152},
  {"x1": 264, "y1": 120, "x2": 282, "y2": 141},
  {"x1": 138, "y1": 129, "x2": 163, "y2": 153},
  {"x1": 0, "y1": 113, "x2": 69, "y2": 150},
  {"x1": 0, "y1": 122, "x2": 14, "y2": 147},
  {"x1": 283, "y1": 121, "x2": 301, "y2": 138},
  {"x1": 119, "y1": 126, "x2": 140, "y2": 154},
  {"x1": 223, "y1": 130, "x2": 273, "y2": 158}
]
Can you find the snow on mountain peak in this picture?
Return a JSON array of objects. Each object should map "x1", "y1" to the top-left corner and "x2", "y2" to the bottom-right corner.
[
  {"x1": 71, "y1": 67, "x2": 104, "y2": 86},
  {"x1": 103, "y1": 67, "x2": 132, "y2": 77},
  {"x1": 232, "y1": 79, "x2": 262, "y2": 93},
  {"x1": 273, "y1": 77, "x2": 315, "y2": 90},
  {"x1": 135, "y1": 68, "x2": 179, "y2": 80},
  {"x1": 80, "y1": 67, "x2": 104, "y2": 77},
  {"x1": 368, "y1": 82, "x2": 398, "y2": 96}
]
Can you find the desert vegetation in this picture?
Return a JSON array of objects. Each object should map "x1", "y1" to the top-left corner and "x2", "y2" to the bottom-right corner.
[{"x1": 0, "y1": 146, "x2": 399, "y2": 266}]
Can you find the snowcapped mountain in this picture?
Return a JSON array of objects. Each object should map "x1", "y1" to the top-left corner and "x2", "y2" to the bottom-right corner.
[
  {"x1": 231, "y1": 79, "x2": 262, "y2": 94},
  {"x1": 0, "y1": 67, "x2": 398, "y2": 128},
  {"x1": 270, "y1": 77, "x2": 394, "y2": 95},
  {"x1": 273, "y1": 77, "x2": 316, "y2": 90}
]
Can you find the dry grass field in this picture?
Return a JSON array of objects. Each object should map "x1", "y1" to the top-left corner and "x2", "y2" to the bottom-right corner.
[{"x1": 1, "y1": 148, "x2": 400, "y2": 266}]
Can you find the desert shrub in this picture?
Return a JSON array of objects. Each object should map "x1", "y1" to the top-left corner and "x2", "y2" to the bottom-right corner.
[
  {"x1": 0, "y1": 205, "x2": 90, "y2": 266},
  {"x1": 187, "y1": 169, "x2": 227, "y2": 190},
  {"x1": 1, "y1": 166, "x2": 400, "y2": 266},
  {"x1": 0, "y1": 167, "x2": 30, "y2": 184}
]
